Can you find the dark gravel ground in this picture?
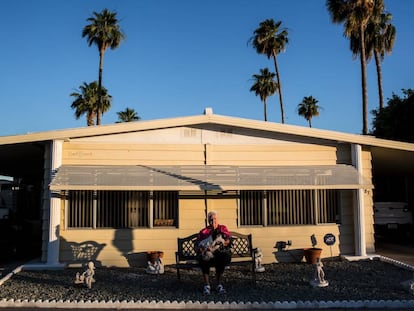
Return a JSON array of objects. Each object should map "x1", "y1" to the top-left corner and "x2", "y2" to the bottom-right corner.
[{"x1": 0, "y1": 257, "x2": 413, "y2": 304}]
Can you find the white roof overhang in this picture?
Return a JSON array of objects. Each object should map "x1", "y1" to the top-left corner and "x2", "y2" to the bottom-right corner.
[{"x1": 49, "y1": 165, "x2": 372, "y2": 191}]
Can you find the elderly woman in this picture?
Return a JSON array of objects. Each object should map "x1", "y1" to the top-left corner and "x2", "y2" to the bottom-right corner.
[{"x1": 195, "y1": 210, "x2": 231, "y2": 295}]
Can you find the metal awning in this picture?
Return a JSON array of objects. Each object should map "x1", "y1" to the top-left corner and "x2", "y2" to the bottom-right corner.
[{"x1": 49, "y1": 164, "x2": 372, "y2": 191}]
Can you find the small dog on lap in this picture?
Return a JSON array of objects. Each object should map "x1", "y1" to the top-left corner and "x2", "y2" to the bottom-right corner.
[{"x1": 198, "y1": 234, "x2": 226, "y2": 261}]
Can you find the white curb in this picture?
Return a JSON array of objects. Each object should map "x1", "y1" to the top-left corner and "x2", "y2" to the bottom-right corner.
[{"x1": 1, "y1": 298, "x2": 414, "y2": 309}]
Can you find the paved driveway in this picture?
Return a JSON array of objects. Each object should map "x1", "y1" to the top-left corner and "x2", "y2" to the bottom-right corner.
[{"x1": 375, "y1": 241, "x2": 414, "y2": 266}]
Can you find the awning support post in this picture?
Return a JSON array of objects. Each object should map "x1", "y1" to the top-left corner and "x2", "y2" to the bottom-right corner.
[
  {"x1": 47, "y1": 140, "x2": 63, "y2": 266},
  {"x1": 352, "y1": 144, "x2": 366, "y2": 257}
]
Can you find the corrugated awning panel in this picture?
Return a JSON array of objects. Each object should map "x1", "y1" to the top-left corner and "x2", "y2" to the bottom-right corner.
[{"x1": 49, "y1": 164, "x2": 372, "y2": 191}]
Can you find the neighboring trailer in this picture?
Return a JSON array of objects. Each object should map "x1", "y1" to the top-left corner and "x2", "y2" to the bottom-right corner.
[{"x1": 373, "y1": 202, "x2": 413, "y2": 238}]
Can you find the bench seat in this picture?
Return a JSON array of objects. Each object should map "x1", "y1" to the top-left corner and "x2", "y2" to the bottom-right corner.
[{"x1": 175, "y1": 231, "x2": 255, "y2": 280}]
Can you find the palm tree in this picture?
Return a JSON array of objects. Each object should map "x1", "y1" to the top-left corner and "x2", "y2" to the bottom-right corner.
[
  {"x1": 250, "y1": 68, "x2": 278, "y2": 122},
  {"x1": 351, "y1": 1, "x2": 396, "y2": 110},
  {"x1": 82, "y1": 9, "x2": 124, "y2": 125},
  {"x1": 70, "y1": 81, "x2": 112, "y2": 126},
  {"x1": 370, "y1": 12, "x2": 395, "y2": 110},
  {"x1": 297, "y1": 96, "x2": 321, "y2": 128},
  {"x1": 250, "y1": 19, "x2": 288, "y2": 123},
  {"x1": 116, "y1": 108, "x2": 141, "y2": 123},
  {"x1": 327, "y1": 0, "x2": 375, "y2": 135}
]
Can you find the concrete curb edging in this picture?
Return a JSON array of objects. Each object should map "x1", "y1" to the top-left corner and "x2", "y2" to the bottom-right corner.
[
  {"x1": 1, "y1": 298, "x2": 414, "y2": 309},
  {"x1": 0, "y1": 265, "x2": 23, "y2": 286},
  {"x1": 379, "y1": 255, "x2": 414, "y2": 272}
]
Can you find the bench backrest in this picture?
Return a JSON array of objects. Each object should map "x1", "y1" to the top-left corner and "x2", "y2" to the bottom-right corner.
[
  {"x1": 229, "y1": 232, "x2": 253, "y2": 258},
  {"x1": 177, "y1": 233, "x2": 199, "y2": 261},
  {"x1": 176, "y1": 231, "x2": 253, "y2": 261}
]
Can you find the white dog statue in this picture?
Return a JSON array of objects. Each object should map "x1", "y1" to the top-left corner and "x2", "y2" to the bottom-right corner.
[
  {"x1": 254, "y1": 248, "x2": 265, "y2": 272},
  {"x1": 146, "y1": 257, "x2": 164, "y2": 274}
]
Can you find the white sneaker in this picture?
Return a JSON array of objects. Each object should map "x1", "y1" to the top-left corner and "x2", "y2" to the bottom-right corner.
[{"x1": 203, "y1": 284, "x2": 211, "y2": 295}]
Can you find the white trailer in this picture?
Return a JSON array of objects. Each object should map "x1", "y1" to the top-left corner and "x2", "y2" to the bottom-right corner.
[{"x1": 373, "y1": 202, "x2": 413, "y2": 239}]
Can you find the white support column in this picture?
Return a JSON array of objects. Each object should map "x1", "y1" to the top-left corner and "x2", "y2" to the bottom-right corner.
[
  {"x1": 47, "y1": 140, "x2": 63, "y2": 266},
  {"x1": 352, "y1": 144, "x2": 366, "y2": 256}
]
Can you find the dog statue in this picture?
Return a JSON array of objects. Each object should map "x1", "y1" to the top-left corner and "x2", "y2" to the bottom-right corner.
[
  {"x1": 254, "y1": 248, "x2": 265, "y2": 272},
  {"x1": 146, "y1": 257, "x2": 164, "y2": 274}
]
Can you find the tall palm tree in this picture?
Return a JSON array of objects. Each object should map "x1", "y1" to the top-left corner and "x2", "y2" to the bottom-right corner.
[
  {"x1": 327, "y1": 0, "x2": 375, "y2": 135},
  {"x1": 82, "y1": 8, "x2": 124, "y2": 125},
  {"x1": 297, "y1": 96, "x2": 321, "y2": 128},
  {"x1": 370, "y1": 12, "x2": 395, "y2": 110},
  {"x1": 250, "y1": 19, "x2": 288, "y2": 123},
  {"x1": 250, "y1": 68, "x2": 278, "y2": 122},
  {"x1": 116, "y1": 108, "x2": 141, "y2": 123},
  {"x1": 70, "y1": 81, "x2": 112, "y2": 126},
  {"x1": 351, "y1": 1, "x2": 396, "y2": 110}
]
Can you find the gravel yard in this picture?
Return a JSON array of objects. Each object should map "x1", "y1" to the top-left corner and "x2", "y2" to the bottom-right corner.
[{"x1": 0, "y1": 257, "x2": 413, "y2": 304}]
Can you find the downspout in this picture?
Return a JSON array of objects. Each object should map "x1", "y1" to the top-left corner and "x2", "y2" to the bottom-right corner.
[
  {"x1": 352, "y1": 144, "x2": 366, "y2": 256},
  {"x1": 203, "y1": 142, "x2": 208, "y2": 226}
]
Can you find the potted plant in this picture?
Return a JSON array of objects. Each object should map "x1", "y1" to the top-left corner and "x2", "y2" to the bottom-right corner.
[
  {"x1": 146, "y1": 250, "x2": 164, "y2": 264},
  {"x1": 304, "y1": 234, "x2": 322, "y2": 264}
]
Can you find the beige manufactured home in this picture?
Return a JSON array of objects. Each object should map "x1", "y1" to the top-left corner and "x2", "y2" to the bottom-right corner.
[{"x1": 0, "y1": 109, "x2": 413, "y2": 268}]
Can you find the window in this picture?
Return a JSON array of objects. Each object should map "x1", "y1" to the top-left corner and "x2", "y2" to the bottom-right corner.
[
  {"x1": 66, "y1": 190, "x2": 178, "y2": 229},
  {"x1": 153, "y1": 191, "x2": 178, "y2": 227},
  {"x1": 239, "y1": 189, "x2": 339, "y2": 226},
  {"x1": 67, "y1": 190, "x2": 94, "y2": 228},
  {"x1": 96, "y1": 191, "x2": 149, "y2": 228},
  {"x1": 239, "y1": 191, "x2": 264, "y2": 225}
]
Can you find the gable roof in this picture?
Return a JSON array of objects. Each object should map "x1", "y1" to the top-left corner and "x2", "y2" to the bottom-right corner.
[{"x1": 1, "y1": 112, "x2": 414, "y2": 152}]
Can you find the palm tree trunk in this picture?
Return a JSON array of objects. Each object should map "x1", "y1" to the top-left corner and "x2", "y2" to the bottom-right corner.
[
  {"x1": 359, "y1": 26, "x2": 369, "y2": 135},
  {"x1": 272, "y1": 53, "x2": 285, "y2": 124},
  {"x1": 374, "y1": 50, "x2": 385, "y2": 110},
  {"x1": 87, "y1": 112, "x2": 95, "y2": 126},
  {"x1": 97, "y1": 49, "x2": 105, "y2": 126},
  {"x1": 263, "y1": 98, "x2": 268, "y2": 122}
]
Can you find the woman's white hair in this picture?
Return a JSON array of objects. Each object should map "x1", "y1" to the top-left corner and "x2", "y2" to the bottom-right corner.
[{"x1": 207, "y1": 210, "x2": 218, "y2": 219}]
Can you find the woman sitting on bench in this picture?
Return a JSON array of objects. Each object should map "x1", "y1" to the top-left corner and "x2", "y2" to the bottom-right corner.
[{"x1": 195, "y1": 210, "x2": 231, "y2": 295}]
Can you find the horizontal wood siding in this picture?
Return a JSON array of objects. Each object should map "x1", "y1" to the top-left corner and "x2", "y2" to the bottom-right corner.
[
  {"x1": 336, "y1": 144, "x2": 352, "y2": 164},
  {"x1": 56, "y1": 140, "x2": 373, "y2": 266},
  {"x1": 245, "y1": 225, "x2": 341, "y2": 263},
  {"x1": 60, "y1": 195, "x2": 343, "y2": 267},
  {"x1": 336, "y1": 149, "x2": 375, "y2": 256},
  {"x1": 62, "y1": 143, "x2": 205, "y2": 165},
  {"x1": 63, "y1": 142, "x2": 343, "y2": 167},
  {"x1": 362, "y1": 149, "x2": 375, "y2": 253},
  {"x1": 177, "y1": 197, "x2": 206, "y2": 231},
  {"x1": 205, "y1": 144, "x2": 338, "y2": 165}
]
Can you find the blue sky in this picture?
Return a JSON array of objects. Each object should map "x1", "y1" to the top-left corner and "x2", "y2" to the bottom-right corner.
[{"x1": 1, "y1": 0, "x2": 413, "y2": 136}]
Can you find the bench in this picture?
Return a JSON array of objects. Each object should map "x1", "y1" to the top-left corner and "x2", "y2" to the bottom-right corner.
[{"x1": 175, "y1": 231, "x2": 255, "y2": 280}]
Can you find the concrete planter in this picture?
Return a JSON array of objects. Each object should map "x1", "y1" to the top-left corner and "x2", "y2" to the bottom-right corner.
[{"x1": 273, "y1": 249, "x2": 304, "y2": 263}]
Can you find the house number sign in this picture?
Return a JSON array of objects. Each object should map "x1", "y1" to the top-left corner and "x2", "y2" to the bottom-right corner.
[
  {"x1": 323, "y1": 233, "x2": 336, "y2": 246},
  {"x1": 324, "y1": 233, "x2": 336, "y2": 260}
]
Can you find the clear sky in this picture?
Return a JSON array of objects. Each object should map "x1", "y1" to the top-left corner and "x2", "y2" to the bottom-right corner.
[{"x1": 1, "y1": 0, "x2": 413, "y2": 136}]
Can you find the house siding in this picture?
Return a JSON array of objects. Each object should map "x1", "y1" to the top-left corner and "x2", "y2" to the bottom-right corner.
[
  {"x1": 57, "y1": 127, "x2": 373, "y2": 267},
  {"x1": 59, "y1": 194, "x2": 344, "y2": 267}
]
